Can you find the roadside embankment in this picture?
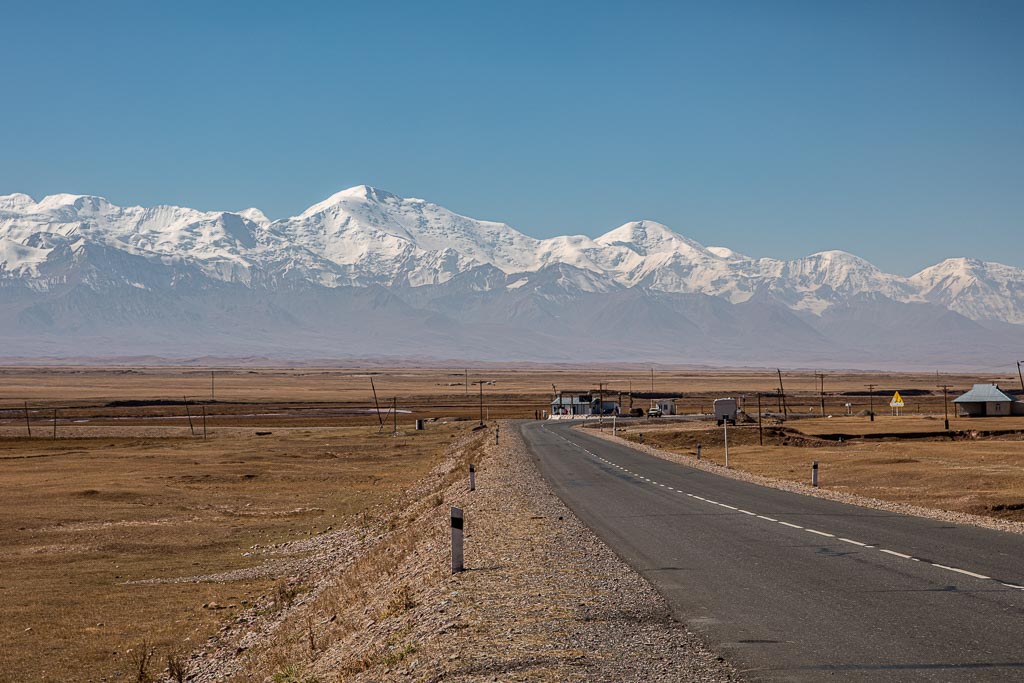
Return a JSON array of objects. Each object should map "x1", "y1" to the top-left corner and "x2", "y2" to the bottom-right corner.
[{"x1": 184, "y1": 422, "x2": 737, "y2": 681}]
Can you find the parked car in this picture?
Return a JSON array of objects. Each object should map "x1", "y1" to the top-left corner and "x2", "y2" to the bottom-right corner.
[{"x1": 647, "y1": 407, "x2": 663, "y2": 418}]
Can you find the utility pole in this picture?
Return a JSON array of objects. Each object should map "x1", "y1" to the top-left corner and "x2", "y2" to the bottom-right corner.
[
  {"x1": 370, "y1": 377, "x2": 384, "y2": 431},
  {"x1": 777, "y1": 369, "x2": 788, "y2": 419},
  {"x1": 471, "y1": 380, "x2": 493, "y2": 427},
  {"x1": 757, "y1": 392, "x2": 763, "y2": 446},
  {"x1": 465, "y1": 369, "x2": 469, "y2": 397},
  {"x1": 1018, "y1": 361, "x2": 1024, "y2": 393},
  {"x1": 184, "y1": 396, "x2": 195, "y2": 435},
  {"x1": 393, "y1": 397, "x2": 398, "y2": 435},
  {"x1": 938, "y1": 383, "x2": 951, "y2": 431},
  {"x1": 24, "y1": 401, "x2": 31, "y2": 437},
  {"x1": 211, "y1": 370, "x2": 215, "y2": 402},
  {"x1": 815, "y1": 372, "x2": 825, "y2": 416},
  {"x1": 865, "y1": 384, "x2": 876, "y2": 422},
  {"x1": 650, "y1": 369, "x2": 655, "y2": 412},
  {"x1": 597, "y1": 382, "x2": 605, "y2": 429}
]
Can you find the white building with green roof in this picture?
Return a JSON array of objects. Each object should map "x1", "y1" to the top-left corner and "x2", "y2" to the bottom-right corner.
[{"x1": 952, "y1": 384, "x2": 1024, "y2": 417}]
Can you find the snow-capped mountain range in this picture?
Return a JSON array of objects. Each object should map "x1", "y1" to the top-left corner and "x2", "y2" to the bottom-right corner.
[{"x1": 1, "y1": 186, "x2": 1022, "y2": 367}]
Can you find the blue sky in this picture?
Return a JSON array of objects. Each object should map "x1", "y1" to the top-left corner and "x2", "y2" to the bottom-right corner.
[{"x1": 2, "y1": 0, "x2": 1022, "y2": 273}]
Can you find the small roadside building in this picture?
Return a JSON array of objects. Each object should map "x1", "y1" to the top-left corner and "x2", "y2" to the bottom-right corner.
[
  {"x1": 655, "y1": 399, "x2": 677, "y2": 416},
  {"x1": 953, "y1": 384, "x2": 1024, "y2": 417},
  {"x1": 550, "y1": 393, "x2": 595, "y2": 416},
  {"x1": 549, "y1": 392, "x2": 620, "y2": 417}
]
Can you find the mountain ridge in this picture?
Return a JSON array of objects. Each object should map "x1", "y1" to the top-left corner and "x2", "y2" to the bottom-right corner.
[{"x1": 2, "y1": 186, "x2": 1022, "y2": 367}]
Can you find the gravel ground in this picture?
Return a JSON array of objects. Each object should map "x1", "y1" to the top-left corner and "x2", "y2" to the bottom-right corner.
[
  {"x1": 586, "y1": 427, "x2": 1024, "y2": 536},
  {"x1": 178, "y1": 423, "x2": 738, "y2": 682},
  {"x1": 418, "y1": 423, "x2": 737, "y2": 682}
]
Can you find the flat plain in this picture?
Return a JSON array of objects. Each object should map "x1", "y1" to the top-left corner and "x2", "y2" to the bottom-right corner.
[{"x1": 1, "y1": 365, "x2": 1022, "y2": 680}]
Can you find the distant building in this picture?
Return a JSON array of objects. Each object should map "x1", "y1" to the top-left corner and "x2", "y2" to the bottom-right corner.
[
  {"x1": 655, "y1": 399, "x2": 677, "y2": 416},
  {"x1": 953, "y1": 384, "x2": 1024, "y2": 417},
  {"x1": 549, "y1": 392, "x2": 619, "y2": 417}
]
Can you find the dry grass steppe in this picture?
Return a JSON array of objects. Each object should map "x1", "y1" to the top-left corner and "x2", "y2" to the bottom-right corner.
[{"x1": 1, "y1": 364, "x2": 1023, "y2": 680}]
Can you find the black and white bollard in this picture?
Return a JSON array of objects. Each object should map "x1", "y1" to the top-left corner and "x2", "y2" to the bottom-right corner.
[
  {"x1": 696, "y1": 444, "x2": 702, "y2": 460},
  {"x1": 469, "y1": 464, "x2": 476, "y2": 491},
  {"x1": 451, "y1": 507, "x2": 464, "y2": 573},
  {"x1": 495, "y1": 426, "x2": 499, "y2": 445},
  {"x1": 811, "y1": 461, "x2": 819, "y2": 487},
  {"x1": 639, "y1": 432, "x2": 644, "y2": 445}
]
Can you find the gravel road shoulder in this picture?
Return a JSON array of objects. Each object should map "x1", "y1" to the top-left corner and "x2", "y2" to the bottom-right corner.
[{"x1": 181, "y1": 422, "x2": 738, "y2": 682}]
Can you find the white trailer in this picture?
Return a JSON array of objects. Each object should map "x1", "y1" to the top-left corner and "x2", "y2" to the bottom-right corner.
[{"x1": 714, "y1": 398, "x2": 738, "y2": 425}]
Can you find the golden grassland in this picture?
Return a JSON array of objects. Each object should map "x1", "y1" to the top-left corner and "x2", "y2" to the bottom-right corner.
[
  {"x1": 1, "y1": 365, "x2": 1022, "y2": 680},
  {"x1": 0, "y1": 422, "x2": 470, "y2": 681}
]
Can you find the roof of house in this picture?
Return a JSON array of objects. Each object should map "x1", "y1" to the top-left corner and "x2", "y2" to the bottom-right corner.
[
  {"x1": 551, "y1": 395, "x2": 592, "y2": 406},
  {"x1": 953, "y1": 384, "x2": 1017, "y2": 403}
]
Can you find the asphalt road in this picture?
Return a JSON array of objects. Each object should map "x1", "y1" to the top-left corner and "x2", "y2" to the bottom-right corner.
[{"x1": 520, "y1": 420, "x2": 1024, "y2": 682}]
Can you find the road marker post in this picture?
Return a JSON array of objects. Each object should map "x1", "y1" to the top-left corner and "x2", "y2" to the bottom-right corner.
[
  {"x1": 469, "y1": 464, "x2": 476, "y2": 491},
  {"x1": 696, "y1": 443, "x2": 701, "y2": 460},
  {"x1": 812, "y1": 461, "x2": 819, "y2": 487},
  {"x1": 451, "y1": 507, "x2": 464, "y2": 573},
  {"x1": 495, "y1": 425, "x2": 499, "y2": 445}
]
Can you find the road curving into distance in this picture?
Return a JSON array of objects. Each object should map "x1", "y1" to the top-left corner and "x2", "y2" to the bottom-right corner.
[{"x1": 520, "y1": 420, "x2": 1024, "y2": 682}]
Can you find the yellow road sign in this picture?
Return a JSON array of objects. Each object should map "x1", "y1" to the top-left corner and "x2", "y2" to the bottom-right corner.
[{"x1": 890, "y1": 391, "x2": 905, "y2": 408}]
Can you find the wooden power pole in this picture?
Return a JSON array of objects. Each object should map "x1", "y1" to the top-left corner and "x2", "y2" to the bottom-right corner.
[
  {"x1": 777, "y1": 369, "x2": 788, "y2": 419},
  {"x1": 865, "y1": 384, "x2": 876, "y2": 422},
  {"x1": 815, "y1": 372, "x2": 825, "y2": 416},
  {"x1": 937, "y1": 383, "x2": 951, "y2": 431}
]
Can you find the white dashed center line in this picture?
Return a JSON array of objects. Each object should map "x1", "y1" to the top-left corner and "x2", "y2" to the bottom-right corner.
[
  {"x1": 805, "y1": 529, "x2": 835, "y2": 538},
  {"x1": 933, "y1": 564, "x2": 990, "y2": 580},
  {"x1": 544, "y1": 425, "x2": 1016, "y2": 591}
]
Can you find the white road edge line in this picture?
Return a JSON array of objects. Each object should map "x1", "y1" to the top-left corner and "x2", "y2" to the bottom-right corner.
[
  {"x1": 805, "y1": 529, "x2": 835, "y2": 538},
  {"x1": 779, "y1": 521, "x2": 804, "y2": 529},
  {"x1": 879, "y1": 549, "x2": 914, "y2": 560}
]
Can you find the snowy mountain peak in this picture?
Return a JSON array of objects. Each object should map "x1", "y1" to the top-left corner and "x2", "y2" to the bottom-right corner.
[
  {"x1": 1, "y1": 186, "x2": 1022, "y2": 325},
  {"x1": 0, "y1": 193, "x2": 37, "y2": 212},
  {"x1": 706, "y1": 246, "x2": 747, "y2": 260},
  {"x1": 238, "y1": 208, "x2": 271, "y2": 226},
  {"x1": 596, "y1": 220, "x2": 712, "y2": 257},
  {"x1": 297, "y1": 185, "x2": 404, "y2": 219}
]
